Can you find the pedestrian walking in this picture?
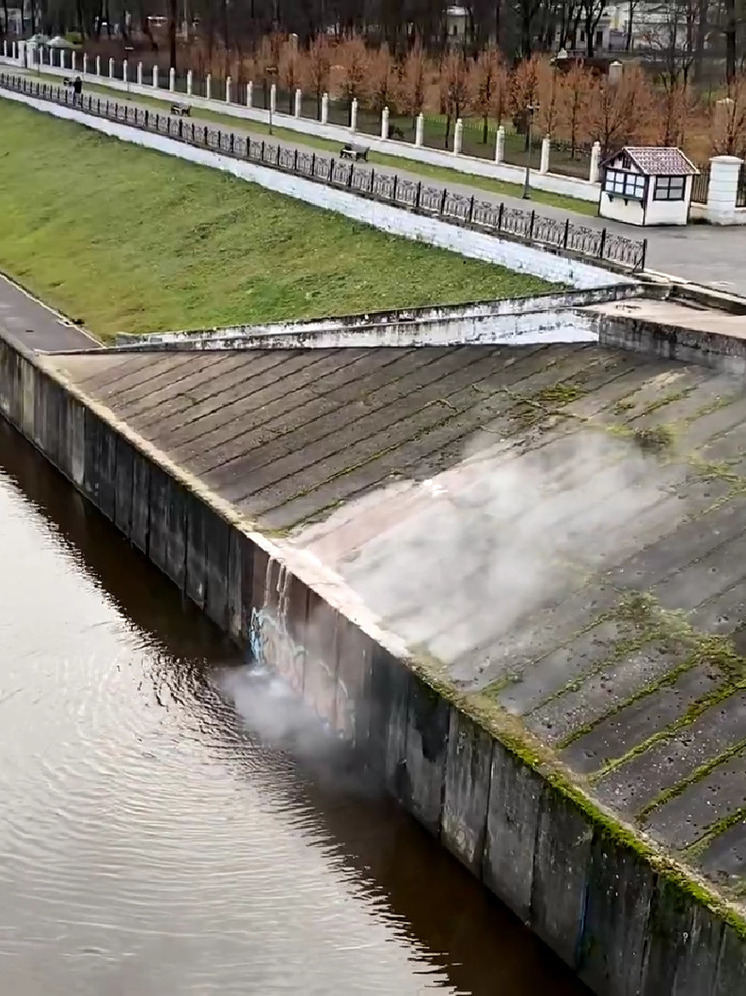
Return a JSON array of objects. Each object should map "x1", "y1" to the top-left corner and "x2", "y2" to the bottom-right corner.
[{"x1": 72, "y1": 76, "x2": 82, "y2": 107}]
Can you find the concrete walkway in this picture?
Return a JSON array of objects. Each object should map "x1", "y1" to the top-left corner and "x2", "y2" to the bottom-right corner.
[
  {"x1": 0, "y1": 274, "x2": 98, "y2": 351},
  {"x1": 9, "y1": 70, "x2": 745, "y2": 298}
]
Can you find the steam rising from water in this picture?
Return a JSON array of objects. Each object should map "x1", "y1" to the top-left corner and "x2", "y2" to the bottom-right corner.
[{"x1": 301, "y1": 430, "x2": 667, "y2": 668}]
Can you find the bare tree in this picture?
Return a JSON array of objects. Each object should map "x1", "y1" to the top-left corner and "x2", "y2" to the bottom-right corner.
[
  {"x1": 469, "y1": 45, "x2": 504, "y2": 142},
  {"x1": 338, "y1": 33, "x2": 367, "y2": 117},
  {"x1": 366, "y1": 42, "x2": 397, "y2": 112},
  {"x1": 279, "y1": 36, "x2": 303, "y2": 111},
  {"x1": 585, "y1": 64, "x2": 655, "y2": 152},
  {"x1": 440, "y1": 50, "x2": 470, "y2": 147},
  {"x1": 711, "y1": 71, "x2": 746, "y2": 154},
  {"x1": 535, "y1": 55, "x2": 560, "y2": 135},
  {"x1": 400, "y1": 41, "x2": 428, "y2": 126},
  {"x1": 305, "y1": 33, "x2": 331, "y2": 116},
  {"x1": 557, "y1": 59, "x2": 591, "y2": 155}
]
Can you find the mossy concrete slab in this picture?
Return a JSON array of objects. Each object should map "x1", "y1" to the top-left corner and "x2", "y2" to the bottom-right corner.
[{"x1": 48, "y1": 339, "x2": 746, "y2": 905}]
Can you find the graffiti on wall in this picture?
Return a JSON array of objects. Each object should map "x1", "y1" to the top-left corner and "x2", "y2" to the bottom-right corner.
[{"x1": 249, "y1": 558, "x2": 356, "y2": 741}]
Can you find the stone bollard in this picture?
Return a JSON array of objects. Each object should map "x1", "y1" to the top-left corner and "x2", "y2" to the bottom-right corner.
[
  {"x1": 294, "y1": 87, "x2": 302, "y2": 117},
  {"x1": 415, "y1": 113, "x2": 424, "y2": 147},
  {"x1": 225, "y1": 75, "x2": 232, "y2": 103},
  {"x1": 608, "y1": 60, "x2": 623, "y2": 85},
  {"x1": 381, "y1": 106, "x2": 389, "y2": 140},
  {"x1": 95, "y1": 55, "x2": 101, "y2": 76},
  {"x1": 186, "y1": 69, "x2": 193, "y2": 95},
  {"x1": 152, "y1": 65, "x2": 158, "y2": 88},
  {"x1": 589, "y1": 140, "x2": 602, "y2": 184},
  {"x1": 123, "y1": 59, "x2": 128, "y2": 82},
  {"x1": 321, "y1": 92, "x2": 329, "y2": 124},
  {"x1": 246, "y1": 81, "x2": 253, "y2": 107},
  {"x1": 540, "y1": 135, "x2": 551, "y2": 174},
  {"x1": 270, "y1": 82, "x2": 277, "y2": 114},
  {"x1": 453, "y1": 118, "x2": 463, "y2": 155},
  {"x1": 137, "y1": 62, "x2": 143, "y2": 86},
  {"x1": 706, "y1": 155, "x2": 745, "y2": 224},
  {"x1": 169, "y1": 66, "x2": 175, "y2": 91},
  {"x1": 350, "y1": 98, "x2": 358, "y2": 132},
  {"x1": 495, "y1": 125, "x2": 505, "y2": 163},
  {"x1": 206, "y1": 73, "x2": 211, "y2": 100},
  {"x1": 109, "y1": 57, "x2": 114, "y2": 78}
]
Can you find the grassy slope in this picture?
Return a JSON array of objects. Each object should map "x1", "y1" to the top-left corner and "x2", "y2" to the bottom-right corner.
[
  {"x1": 0, "y1": 97, "x2": 554, "y2": 340},
  {"x1": 29, "y1": 71, "x2": 598, "y2": 217}
]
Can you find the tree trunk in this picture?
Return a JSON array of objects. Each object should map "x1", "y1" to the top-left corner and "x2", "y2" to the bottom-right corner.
[
  {"x1": 625, "y1": 0, "x2": 634, "y2": 49},
  {"x1": 724, "y1": 0, "x2": 736, "y2": 82},
  {"x1": 169, "y1": 0, "x2": 177, "y2": 74}
]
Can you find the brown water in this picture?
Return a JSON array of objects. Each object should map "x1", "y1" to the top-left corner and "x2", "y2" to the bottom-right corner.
[{"x1": 0, "y1": 420, "x2": 589, "y2": 996}]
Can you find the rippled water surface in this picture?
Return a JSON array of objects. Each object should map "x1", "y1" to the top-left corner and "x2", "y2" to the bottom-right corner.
[{"x1": 0, "y1": 422, "x2": 588, "y2": 996}]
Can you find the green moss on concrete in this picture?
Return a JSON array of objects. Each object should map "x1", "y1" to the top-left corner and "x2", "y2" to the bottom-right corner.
[
  {"x1": 686, "y1": 805, "x2": 746, "y2": 860},
  {"x1": 403, "y1": 647, "x2": 746, "y2": 940},
  {"x1": 638, "y1": 738, "x2": 746, "y2": 825}
]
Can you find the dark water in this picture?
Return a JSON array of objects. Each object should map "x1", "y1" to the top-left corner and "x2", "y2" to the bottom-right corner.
[{"x1": 0, "y1": 420, "x2": 588, "y2": 996}]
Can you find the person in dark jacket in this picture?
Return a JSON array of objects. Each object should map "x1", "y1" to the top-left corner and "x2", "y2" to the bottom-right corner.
[{"x1": 72, "y1": 76, "x2": 82, "y2": 106}]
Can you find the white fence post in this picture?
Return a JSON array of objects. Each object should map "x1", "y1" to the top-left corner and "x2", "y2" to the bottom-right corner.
[
  {"x1": 82, "y1": 53, "x2": 88, "y2": 75},
  {"x1": 270, "y1": 82, "x2": 277, "y2": 113},
  {"x1": 206, "y1": 73, "x2": 211, "y2": 100},
  {"x1": 169, "y1": 66, "x2": 176, "y2": 91},
  {"x1": 137, "y1": 61, "x2": 143, "y2": 86},
  {"x1": 122, "y1": 59, "x2": 128, "y2": 82},
  {"x1": 453, "y1": 118, "x2": 463, "y2": 155},
  {"x1": 61, "y1": 49, "x2": 67, "y2": 70},
  {"x1": 540, "y1": 136, "x2": 551, "y2": 174},
  {"x1": 706, "y1": 155, "x2": 744, "y2": 224},
  {"x1": 294, "y1": 87, "x2": 302, "y2": 117},
  {"x1": 152, "y1": 65, "x2": 158, "y2": 88},
  {"x1": 495, "y1": 125, "x2": 505, "y2": 163},
  {"x1": 381, "y1": 106, "x2": 389, "y2": 139},
  {"x1": 186, "y1": 69, "x2": 193, "y2": 95},
  {"x1": 246, "y1": 81, "x2": 253, "y2": 107},
  {"x1": 225, "y1": 75, "x2": 232, "y2": 102},
  {"x1": 415, "y1": 113, "x2": 424, "y2": 147},
  {"x1": 589, "y1": 141, "x2": 602, "y2": 184},
  {"x1": 350, "y1": 98, "x2": 358, "y2": 132},
  {"x1": 95, "y1": 55, "x2": 101, "y2": 76},
  {"x1": 109, "y1": 57, "x2": 114, "y2": 78},
  {"x1": 321, "y1": 91, "x2": 329, "y2": 124}
]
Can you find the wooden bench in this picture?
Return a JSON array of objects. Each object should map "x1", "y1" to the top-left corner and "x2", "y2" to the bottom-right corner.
[
  {"x1": 340, "y1": 143, "x2": 369, "y2": 162},
  {"x1": 170, "y1": 102, "x2": 191, "y2": 117}
]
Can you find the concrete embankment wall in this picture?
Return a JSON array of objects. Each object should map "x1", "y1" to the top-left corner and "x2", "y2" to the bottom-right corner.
[{"x1": 0, "y1": 325, "x2": 742, "y2": 996}]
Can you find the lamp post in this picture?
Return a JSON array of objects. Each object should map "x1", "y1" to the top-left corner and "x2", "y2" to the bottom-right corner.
[
  {"x1": 267, "y1": 64, "x2": 277, "y2": 135},
  {"x1": 522, "y1": 101, "x2": 540, "y2": 200}
]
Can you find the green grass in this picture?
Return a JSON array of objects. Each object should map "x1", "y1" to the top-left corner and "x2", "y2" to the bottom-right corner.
[
  {"x1": 0, "y1": 97, "x2": 555, "y2": 341},
  {"x1": 27, "y1": 70, "x2": 598, "y2": 217}
]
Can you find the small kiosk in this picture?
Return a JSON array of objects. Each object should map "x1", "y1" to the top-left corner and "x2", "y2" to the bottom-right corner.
[{"x1": 599, "y1": 147, "x2": 699, "y2": 227}]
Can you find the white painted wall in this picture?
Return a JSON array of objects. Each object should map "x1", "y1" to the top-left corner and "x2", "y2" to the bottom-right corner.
[
  {"x1": 119, "y1": 310, "x2": 599, "y2": 349},
  {"x1": 0, "y1": 84, "x2": 630, "y2": 289},
  {"x1": 0, "y1": 56, "x2": 600, "y2": 203},
  {"x1": 599, "y1": 192, "x2": 645, "y2": 226}
]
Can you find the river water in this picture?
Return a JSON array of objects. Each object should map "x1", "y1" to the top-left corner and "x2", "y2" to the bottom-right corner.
[{"x1": 0, "y1": 420, "x2": 588, "y2": 996}]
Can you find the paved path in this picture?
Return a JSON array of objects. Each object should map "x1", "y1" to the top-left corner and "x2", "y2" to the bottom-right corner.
[
  {"x1": 9, "y1": 71, "x2": 744, "y2": 297},
  {"x1": 0, "y1": 274, "x2": 98, "y2": 351}
]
